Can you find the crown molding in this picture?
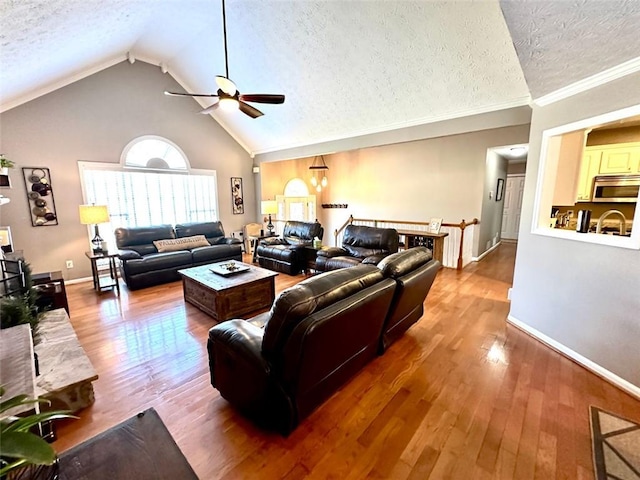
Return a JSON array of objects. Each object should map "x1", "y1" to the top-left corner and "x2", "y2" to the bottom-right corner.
[{"x1": 534, "y1": 56, "x2": 640, "y2": 107}]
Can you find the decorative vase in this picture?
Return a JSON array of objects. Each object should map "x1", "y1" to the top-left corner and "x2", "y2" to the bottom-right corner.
[{"x1": 0, "y1": 167, "x2": 8, "y2": 176}]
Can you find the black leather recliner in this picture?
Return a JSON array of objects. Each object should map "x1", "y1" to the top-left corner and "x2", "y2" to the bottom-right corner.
[
  {"x1": 315, "y1": 225, "x2": 399, "y2": 272},
  {"x1": 376, "y1": 247, "x2": 440, "y2": 352},
  {"x1": 256, "y1": 221, "x2": 323, "y2": 275}
]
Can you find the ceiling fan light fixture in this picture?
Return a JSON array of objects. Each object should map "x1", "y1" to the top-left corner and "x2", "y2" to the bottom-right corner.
[
  {"x1": 215, "y1": 75, "x2": 237, "y2": 96},
  {"x1": 219, "y1": 97, "x2": 239, "y2": 111}
]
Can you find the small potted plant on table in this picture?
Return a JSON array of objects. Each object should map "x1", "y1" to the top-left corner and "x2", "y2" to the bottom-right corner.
[{"x1": 0, "y1": 154, "x2": 14, "y2": 176}]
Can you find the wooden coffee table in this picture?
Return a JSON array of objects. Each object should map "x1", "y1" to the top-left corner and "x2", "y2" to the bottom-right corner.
[{"x1": 178, "y1": 262, "x2": 278, "y2": 321}]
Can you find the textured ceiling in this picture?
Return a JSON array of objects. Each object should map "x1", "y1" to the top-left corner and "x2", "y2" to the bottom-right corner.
[
  {"x1": 500, "y1": 0, "x2": 640, "y2": 99},
  {"x1": 1, "y1": 0, "x2": 637, "y2": 156}
]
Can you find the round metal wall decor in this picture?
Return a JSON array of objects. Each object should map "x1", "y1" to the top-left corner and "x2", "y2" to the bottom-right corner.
[{"x1": 22, "y1": 167, "x2": 58, "y2": 226}]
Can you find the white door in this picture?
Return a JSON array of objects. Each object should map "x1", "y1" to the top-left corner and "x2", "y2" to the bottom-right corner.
[
  {"x1": 502, "y1": 175, "x2": 525, "y2": 240},
  {"x1": 275, "y1": 195, "x2": 317, "y2": 222}
]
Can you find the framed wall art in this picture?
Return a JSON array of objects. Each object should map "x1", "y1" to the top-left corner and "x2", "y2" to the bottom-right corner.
[
  {"x1": 428, "y1": 217, "x2": 443, "y2": 234},
  {"x1": 22, "y1": 167, "x2": 59, "y2": 226},
  {"x1": 496, "y1": 178, "x2": 505, "y2": 202},
  {"x1": 231, "y1": 177, "x2": 244, "y2": 214}
]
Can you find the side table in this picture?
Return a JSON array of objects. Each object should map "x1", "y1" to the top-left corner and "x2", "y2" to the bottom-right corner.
[
  {"x1": 301, "y1": 245, "x2": 322, "y2": 274},
  {"x1": 85, "y1": 251, "x2": 120, "y2": 295},
  {"x1": 32, "y1": 270, "x2": 69, "y2": 314}
]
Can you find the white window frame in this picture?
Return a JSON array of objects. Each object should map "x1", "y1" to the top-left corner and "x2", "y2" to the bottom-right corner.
[{"x1": 78, "y1": 161, "x2": 219, "y2": 248}]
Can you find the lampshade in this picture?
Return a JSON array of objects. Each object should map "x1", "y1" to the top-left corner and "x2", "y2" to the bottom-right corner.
[
  {"x1": 79, "y1": 204, "x2": 110, "y2": 225},
  {"x1": 0, "y1": 229, "x2": 11, "y2": 246},
  {"x1": 261, "y1": 200, "x2": 278, "y2": 215}
]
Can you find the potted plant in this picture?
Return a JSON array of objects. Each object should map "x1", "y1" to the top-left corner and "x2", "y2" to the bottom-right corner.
[
  {"x1": 0, "y1": 386, "x2": 76, "y2": 479},
  {"x1": 0, "y1": 155, "x2": 14, "y2": 176}
]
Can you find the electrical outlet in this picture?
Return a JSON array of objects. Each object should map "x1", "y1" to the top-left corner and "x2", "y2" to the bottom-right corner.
[{"x1": 66, "y1": 260, "x2": 74, "y2": 269}]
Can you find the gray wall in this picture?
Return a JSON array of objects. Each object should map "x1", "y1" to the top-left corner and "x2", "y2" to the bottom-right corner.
[
  {"x1": 510, "y1": 71, "x2": 640, "y2": 389},
  {"x1": 0, "y1": 61, "x2": 252, "y2": 280},
  {"x1": 478, "y1": 151, "x2": 508, "y2": 253}
]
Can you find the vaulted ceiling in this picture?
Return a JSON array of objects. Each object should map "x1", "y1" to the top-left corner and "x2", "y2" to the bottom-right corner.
[{"x1": 1, "y1": 1, "x2": 639, "y2": 157}]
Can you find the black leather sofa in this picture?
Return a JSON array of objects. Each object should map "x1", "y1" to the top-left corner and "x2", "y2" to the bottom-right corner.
[
  {"x1": 115, "y1": 222, "x2": 242, "y2": 290},
  {"x1": 315, "y1": 224, "x2": 399, "y2": 272},
  {"x1": 207, "y1": 247, "x2": 440, "y2": 434},
  {"x1": 256, "y1": 221, "x2": 323, "y2": 275},
  {"x1": 377, "y1": 247, "x2": 440, "y2": 352}
]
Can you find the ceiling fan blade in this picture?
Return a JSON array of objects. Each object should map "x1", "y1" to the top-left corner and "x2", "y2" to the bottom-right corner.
[
  {"x1": 164, "y1": 91, "x2": 219, "y2": 98},
  {"x1": 199, "y1": 101, "x2": 221, "y2": 115},
  {"x1": 239, "y1": 101, "x2": 264, "y2": 118},
  {"x1": 239, "y1": 94, "x2": 285, "y2": 104},
  {"x1": 215, "y1": 76, "x2": 237, "y2": 96}
]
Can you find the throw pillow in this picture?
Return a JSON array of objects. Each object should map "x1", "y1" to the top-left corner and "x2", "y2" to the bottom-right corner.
[{"x1": 153, "y1": 235, "x2": 210, "y2": 253}]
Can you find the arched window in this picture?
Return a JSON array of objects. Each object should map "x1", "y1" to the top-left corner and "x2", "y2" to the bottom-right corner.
[
  {"x1": 276, "y1": 178, "x2": 315, "y2": 223},
  {"x1": 79, "y1": 136, "x2": 218, "y2": 250},
  {"x1": 283, "y1": 178, "x2": 309, "y2": 196},
  {"x1": 121, "y1": 136, "x2": 189, "y2": 170}
]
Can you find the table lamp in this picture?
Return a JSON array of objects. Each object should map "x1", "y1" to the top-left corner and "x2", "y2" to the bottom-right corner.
[
  {"x1": 260, "y1": 200, "x2": 278, "y2": 235},
  {"x1": 0, "y1": 228, "x2": 12, "y2": 253},
  {"x1": 79, "y1": 204, "x2": 110, "y2": 253}
]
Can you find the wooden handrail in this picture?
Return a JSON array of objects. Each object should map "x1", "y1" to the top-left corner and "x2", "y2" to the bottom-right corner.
[
  {"x1": 451, "y1": 218, "x2": 479, "y2": 270},
  {"x1": 333, "y1": 216, "x2": 479, "y2": 270}
]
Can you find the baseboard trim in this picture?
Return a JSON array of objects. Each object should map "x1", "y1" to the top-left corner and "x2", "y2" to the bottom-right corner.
[
  {"x1": 65, "y1": 276, "x2": 93, "y2": 285},
  {"x1": 507, "y1": 314, "x2": 640, "y2": 400},
  {"x1": 472, "y1": 241, "x2": 501, "y2": 263}
]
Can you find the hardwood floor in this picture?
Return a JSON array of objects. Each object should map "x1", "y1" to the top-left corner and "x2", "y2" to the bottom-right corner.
[{"x1": 54, "y1": 245, "x2": 640, "y2": 479}]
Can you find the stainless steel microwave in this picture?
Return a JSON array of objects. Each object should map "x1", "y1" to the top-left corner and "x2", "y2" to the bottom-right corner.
[{"x1": 592, "y1": 175, "x2": 640, "y2": 203}]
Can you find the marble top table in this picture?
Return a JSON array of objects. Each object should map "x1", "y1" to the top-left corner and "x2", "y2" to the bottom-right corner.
[
  {"x1": 34, "y1": 308, "x2": 98, "y2": 412},
  {"x1": 0, "y1": 324, "x2": 36, "y2": 415}
]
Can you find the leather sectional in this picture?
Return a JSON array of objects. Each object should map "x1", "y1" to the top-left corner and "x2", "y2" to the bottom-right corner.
[
  {"x1": 256, "y1": 220, "x2": 324, "y2": 275},
  {"x1": 315, "y1": 224, "x2": 399, "y2": 271},
  {"x1": 207, "y1": 246, "x2": 440, "y2": 434},
  {"x1": 115, "y1": 222, "x2": 242, "y2": 290}
]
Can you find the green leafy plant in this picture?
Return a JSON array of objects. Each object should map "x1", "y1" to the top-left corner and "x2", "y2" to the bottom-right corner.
[
  {"x1": 0, "y1": 386, "x2": 77, "y2": 476},
  {"x1": 1, "y1": 263, "x2": 43, "y2": 335},
  {"x1": 0, "y1": 154, "x2": 14, "y2": 169}
]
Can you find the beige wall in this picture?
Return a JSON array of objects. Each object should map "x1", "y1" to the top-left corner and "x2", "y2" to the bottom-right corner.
[
  {"x1": 260, "y1": 124, "x2": 530, "y2": 254},
  {"x1": 0, "y1": 61, "x2": 252, "y2": 281},
  {"x1": 507, "y1": 161, "x2": 527, "y2": 175}
]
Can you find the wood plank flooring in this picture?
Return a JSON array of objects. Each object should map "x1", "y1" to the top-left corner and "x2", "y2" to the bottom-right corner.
[{"x1": 53, "y1": 245, "x2": 640, "y2": 478}]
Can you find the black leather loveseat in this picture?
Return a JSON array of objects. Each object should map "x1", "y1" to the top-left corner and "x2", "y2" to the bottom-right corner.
[
  {"x1": 315, "y1": 224, "x2": 399, "y2": 272},
  {"x1": 207, "y1": 246, "x2": 440, "y2": 434},
  {"x1": 256, "y1": 220, "x2": 323, "y2": 275},
  {"x1": 115, "y1": 222, "x2": 242, "y2": 290}
]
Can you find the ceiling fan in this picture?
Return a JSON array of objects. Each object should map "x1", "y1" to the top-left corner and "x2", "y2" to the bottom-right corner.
[{"x1": 164, "y1": 0, "x2": 285, "y2": 118}]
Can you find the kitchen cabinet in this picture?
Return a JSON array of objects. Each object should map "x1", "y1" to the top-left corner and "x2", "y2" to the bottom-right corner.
[
  {"x1": 577, "y1": 142, "x2": 640, "y2": 201},
  {"x1": 577, "y1": 149, "x2": 602, "y2": 201},
  {"x1": 598, "y1": 144, "x2": 640, "y2": 174}
]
